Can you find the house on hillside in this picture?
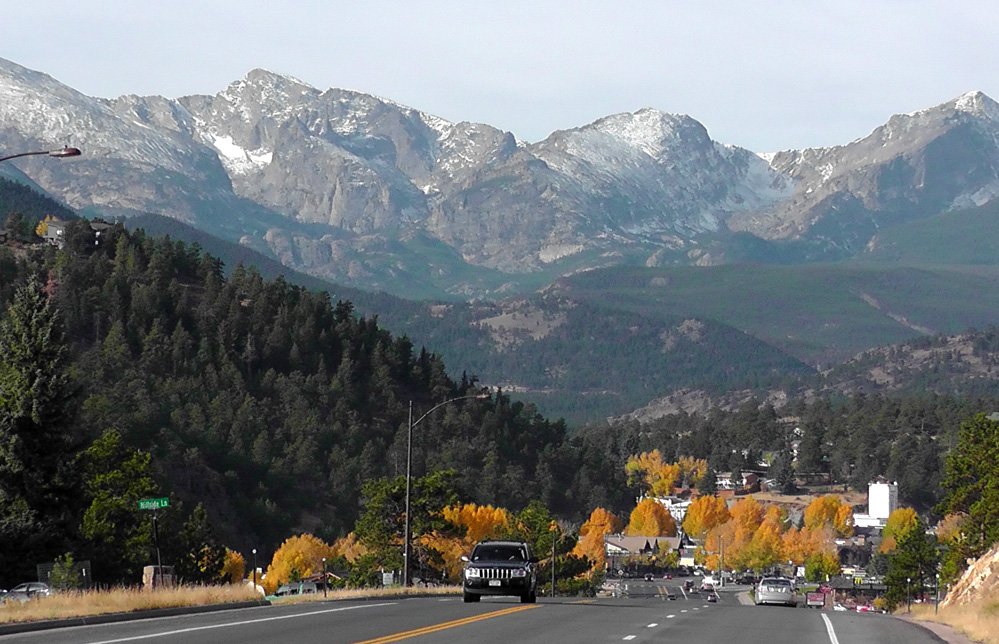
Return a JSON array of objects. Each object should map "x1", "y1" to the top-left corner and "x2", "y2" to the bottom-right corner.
[{"x1": 41, "y1": 218, "x2": 113, "y2": 248}]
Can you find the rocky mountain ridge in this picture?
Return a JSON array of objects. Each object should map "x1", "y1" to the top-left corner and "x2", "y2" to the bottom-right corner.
[{"x1": 4, "y1": 57, "x2": 999, "y2": 298}]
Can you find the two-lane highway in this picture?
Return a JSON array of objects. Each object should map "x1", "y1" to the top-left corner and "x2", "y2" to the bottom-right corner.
[{"x1": 0, "y1": 593, "x2": 944, "y2": 644}]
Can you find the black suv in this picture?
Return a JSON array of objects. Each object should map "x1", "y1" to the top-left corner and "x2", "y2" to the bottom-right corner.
[{"x1": 461, "y1": 540, "x2": 538, "y2": 603}]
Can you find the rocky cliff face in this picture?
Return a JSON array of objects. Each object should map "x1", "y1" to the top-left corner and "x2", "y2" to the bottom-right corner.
[
  {"x1": 4, "y1": 56, "x2": 999, "y2": 297},
  {"x1": 941, "y1": 542, "x2": 999, "y2": 607}
]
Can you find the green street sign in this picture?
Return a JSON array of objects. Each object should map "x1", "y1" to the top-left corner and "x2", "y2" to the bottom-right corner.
[{"x1": 138, "y1": 497, "x2": 169, "y2": 510}]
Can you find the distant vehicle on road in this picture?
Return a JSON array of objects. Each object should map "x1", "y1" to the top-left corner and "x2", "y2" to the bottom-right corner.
[
  {"x1": 707, "y1": 592, "x2": 718, "y2": 602},
  {"x1": 644, "y1": 573, "x2": 654, "y2": 582},
  {"x1": 755, "y1": 577, "x2": 796, "y2": 607}
]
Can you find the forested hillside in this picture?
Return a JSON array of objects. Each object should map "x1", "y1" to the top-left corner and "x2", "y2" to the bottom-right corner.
[{"x1": 0, "y1": 224, "x2": 639, "y2": 557}]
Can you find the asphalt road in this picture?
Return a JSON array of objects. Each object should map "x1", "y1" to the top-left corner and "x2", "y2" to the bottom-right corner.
[{"x1": 0, "y1": 582, "x2": 943, "y2": 644}]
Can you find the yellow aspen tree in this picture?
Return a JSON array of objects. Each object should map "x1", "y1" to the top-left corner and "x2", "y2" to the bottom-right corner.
[
  {"x1": 263, "y1": 534, "x2": 336, "y2": 593},
  {"x1": 682, "y1": 495, "x2": 730, "y2": 539},
  {"x1": 833, "y1": 504, "x2": 854, "y2": 538},
  {"x1": 678, "y1": 456, "x2": 709, "y2": 488},
  {"x1": 746, "y1": 516, "x2": 784, "y2": 571},
  {"x1": 803, "y1": 495, "x2": 851, "y2": 533},
  {"x1": 625, "y1": 450, "x2": 682, "y2": 496},
  {"x1": 625, "y1": 498, "x2": 677, "y2": 536},
  {"x1": 573, "y1": 507, "x2": 624, "y2": 571},
  {"x1": 879, "y1": 507, "x2": 919, "y2": 553},
  {"x1": 222, "y1": 548, "x2": 245, "y2": 584}
]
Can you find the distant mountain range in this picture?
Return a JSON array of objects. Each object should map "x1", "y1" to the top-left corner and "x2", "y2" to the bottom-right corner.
[
  {"x1": 6, "y1": 57, "x2": 999, "y2": 426},
  {"x1": 5, "y1": 57, "x2": 999, "y2": 299}
]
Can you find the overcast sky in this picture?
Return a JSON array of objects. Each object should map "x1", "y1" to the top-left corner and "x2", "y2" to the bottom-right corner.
[{"x1": 5, "y1": 1, "x2": 998, "y2": 152}]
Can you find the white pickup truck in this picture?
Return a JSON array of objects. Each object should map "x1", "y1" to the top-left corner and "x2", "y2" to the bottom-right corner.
[{"x1": 701, "y1": 575, "x2": 717, "y2": 589}]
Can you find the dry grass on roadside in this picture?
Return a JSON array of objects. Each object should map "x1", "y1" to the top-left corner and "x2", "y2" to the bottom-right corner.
[
  {"x1": 0, "y1": 584, "x2": 463, "y2": 623},
  {"x1": 270, "y1": 585, "x2": 461, "y2": 604},
  {"x1": 908, "y1": 594, "x2": 999, "y2": 644},
  {"x1": 0, "y1": 585, "x2": 259, "y2": 624}
]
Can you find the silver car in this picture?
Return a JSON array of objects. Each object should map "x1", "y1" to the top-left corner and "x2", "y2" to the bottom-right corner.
[
  {"x1": 754, "y1": 577, "x2": 795, "y2": 607},
  {"x1": 2, "y1": 582, "x2": 52, "y2": 603}
]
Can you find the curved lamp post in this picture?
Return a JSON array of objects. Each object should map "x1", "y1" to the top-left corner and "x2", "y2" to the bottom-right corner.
[
  {"x1": 403, "y1": 392, "x2": 489, "y2": 587},
  {"x1": 0, "y1": 147, "x2": 81, "y2": 164}
]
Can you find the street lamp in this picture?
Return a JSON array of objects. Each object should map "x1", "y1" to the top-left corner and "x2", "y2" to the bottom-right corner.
[
  {"x1": 907, "y1": 576, "x2": 911, "y2": 612},
  {"x1": 403, "y1": 392, "x2": 490, "y2": 587},
  {"x1": 322, "y1": 557, "x2": 327, "y2": 598},
  {"x1": 935, "y1": 572, "x2": 940, "y2": 614},
  {"x1": 0, "y1": 147, "x2": 81, "y2": 163},
  {"x1": 252, "y1": 549, "x2": 257, "y2": 595}
]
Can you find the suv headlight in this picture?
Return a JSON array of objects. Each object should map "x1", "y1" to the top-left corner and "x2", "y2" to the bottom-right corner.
[
  {"x1": 464, "y1": 568, "x2": 481, "y2": 579},
  {"x1": 511, "y1": 568, "x2": 528, "y2": 577}
]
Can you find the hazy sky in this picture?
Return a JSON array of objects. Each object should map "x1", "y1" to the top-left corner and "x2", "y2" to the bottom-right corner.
[{"x1": 5, "y1": 1, "x2": 998, "y2": 152}]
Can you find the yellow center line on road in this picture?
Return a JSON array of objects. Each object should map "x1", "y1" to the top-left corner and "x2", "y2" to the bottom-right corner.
[{"x1": 350, "y1": 604, "x2": 540, "y2": 644}]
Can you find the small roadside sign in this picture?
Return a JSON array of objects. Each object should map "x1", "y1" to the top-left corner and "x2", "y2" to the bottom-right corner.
[{"x1": 138, "y1": 497, "x2": 169, "y2": 510}]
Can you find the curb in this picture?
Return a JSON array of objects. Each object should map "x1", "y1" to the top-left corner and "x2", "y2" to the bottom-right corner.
[{"x1": 0, "y1": 600, "x2": 271, "y2": 636}]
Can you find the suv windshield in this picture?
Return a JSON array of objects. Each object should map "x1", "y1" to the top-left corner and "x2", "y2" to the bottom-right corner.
[{"x1": 472, "y1": 545, "x2": 526, "y2": 562}]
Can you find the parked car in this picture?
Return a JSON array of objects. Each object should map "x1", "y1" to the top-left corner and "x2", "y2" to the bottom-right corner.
[
  {"x1": 754, "y1": 577, "x2": 796, "y2": 607},
  {"x1": 2, "y1": 582, "x2": 52, "y2": 603}
]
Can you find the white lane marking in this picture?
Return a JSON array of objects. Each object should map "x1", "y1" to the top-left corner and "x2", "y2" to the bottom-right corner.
[
  {"x1": 679, "y1": 587, "x2": 688, "y2": 600},
  {"x1": 82, "y1": 602, "x2": 398, "y2": 644},
  {"x1": 438, "y1": 598, "x2": 454, "y2": 602},
  {"x1": 681, "y1": 609, "x2": 688, "y2": 613},
  {"x1": 821, "y1": 613, "x2": 841, "y2": 644},
  {"x1": 667, "y1": 615, "x2": 676, "y2": 619},
  {"x1": 623, "y1": 636, "x2": 637, "y2": 641},
  {"x1": 647, "y1": 623, "x2": 658, "y2": 627}
]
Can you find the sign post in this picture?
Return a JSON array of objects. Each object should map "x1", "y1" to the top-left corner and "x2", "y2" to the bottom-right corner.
[{"x1": 139, "y1": 498, "x2": 169, "y2": 588}]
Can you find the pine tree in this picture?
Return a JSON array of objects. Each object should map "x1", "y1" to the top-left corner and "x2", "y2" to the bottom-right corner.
[{"x1": 0, "y1": 275, "x2": 79, "y2": 586}]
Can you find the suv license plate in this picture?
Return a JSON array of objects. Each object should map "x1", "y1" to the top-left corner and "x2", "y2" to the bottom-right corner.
[{"x1": 489, "y1": 580, "x2": 502, "y2": 587}]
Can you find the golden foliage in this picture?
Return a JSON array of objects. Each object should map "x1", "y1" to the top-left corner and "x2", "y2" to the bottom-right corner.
[
  {"x1": 625, "y1": 498, "x2": 677, "y2": 537},
  {"x1": 262, "y1": 534, "x2": 336, "y2": 593},
  {"x1": 682, "y1": 495, "x2": 730, "y2": 539},
  {"x1": 880, "y1": 507, "x2": 919, "y2": 553},
  {"x1": 677, "y1": 456, "x2": 708, "y2": 488},
  {"x1": 423, "y1": 503, "x2": 514, "y2": 579},
  {"x1": 936, "y1": 513, "x2": 966, "y2": 544},
  {"x1": 573, "y1": 507, "x2": 624, "y2": 571},
  {"x1": 222, "y1": 548, "x2": 245, "y2": 584},
  {"x1": 331, "y1": 532, "x2": 367, "y2": 564},
  {"x1": 803, "y1": 495, "x2": 854, "y2": 537}
]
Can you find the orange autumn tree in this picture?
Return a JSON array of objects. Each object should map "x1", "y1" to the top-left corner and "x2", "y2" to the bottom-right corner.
[
  {"x1": 744, "y1": 509, "x2": 786, "y2": 571},
  {"x1": 682, "y1": 494, "x2": 730, "y2": 539},
  {"x1": 222, "y1": 548, "x2": 245, "y2": 584},
  {"x1": 625, "y1": 498, "x2": 677, "y2": 536},
  {"x1": 423, "y1": 503, "x2": 512, "y2": 578},
  {"x1": 331, "y1": 532, "x2": 367, "y2": 564},
  {"x1": 263, "y1": 533, "x2": 336, "y2": 593},
  {"x1": 803, "y1": 495, "x2": 854, "y2": 537},
  {"x1": 573, "y1": 507, "x2": 624, "y2": 571}
]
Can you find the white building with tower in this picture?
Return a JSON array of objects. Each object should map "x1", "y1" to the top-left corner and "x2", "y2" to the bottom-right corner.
[{"x1": 852, "y1": 477, "x2": 898, "y2": 529}]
